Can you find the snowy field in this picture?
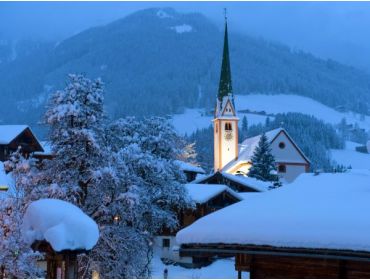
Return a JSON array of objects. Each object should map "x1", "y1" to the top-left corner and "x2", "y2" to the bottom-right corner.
[
  {"x1": 171, "y1": 94, "x2": 370, "y2": 135},
  {"x1": 331, "y1": 141, "x2": 370, "y2": 169},
  {"x1": 151, "y1": 251, "x2": 249, "y2": 279}
]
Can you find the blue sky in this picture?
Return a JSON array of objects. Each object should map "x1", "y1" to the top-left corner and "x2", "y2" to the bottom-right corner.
[{"x1": 1, "y1": 2, "x2": 370, "y2": 71}]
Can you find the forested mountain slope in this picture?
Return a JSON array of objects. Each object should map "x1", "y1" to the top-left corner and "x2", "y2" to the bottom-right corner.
[{"x1": 0, "y1": 7, "x2": 369, "y2": 128}]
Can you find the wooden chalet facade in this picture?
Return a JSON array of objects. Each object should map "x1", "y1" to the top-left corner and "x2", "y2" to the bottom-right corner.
[
  {"x1": 180, "y1": 244, "x2": 370, "y2": 278},
  {"x1": 0, "y1": 125, "x2": 44, "y2": 161},
  {"x1": 156, "y1": 184, "x2": 241, "y2": 266}
]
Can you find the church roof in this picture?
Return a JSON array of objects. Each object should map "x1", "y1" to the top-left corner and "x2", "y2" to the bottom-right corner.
[{"x1": 223, "y1": 128, "x2": 310, "y2": 172}]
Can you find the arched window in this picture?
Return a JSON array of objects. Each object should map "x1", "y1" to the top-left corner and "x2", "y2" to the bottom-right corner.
[
  {"x1": 225, "y1": 122, "x2": 232, "y2": 131},
  {"x1": 278, "y1": 164, "x2": 286, "y2": 173}
]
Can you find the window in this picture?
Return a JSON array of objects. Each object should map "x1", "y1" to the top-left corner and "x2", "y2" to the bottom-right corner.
[
  {"x1": 278, "y1": 165, "x2": 286, "y2": 173},
  {"x1": 162, "y1": 238, "x2": 170, "y2": 248},
  {"x1": 279, "y1": 142, "x2": 286, "y2": 149},
  {"x1": 216, "y1": 123, "x2": 218, "y2": 133},
  {"x1": 225, "y1": 122, "x2": 232, "y2": 131}
]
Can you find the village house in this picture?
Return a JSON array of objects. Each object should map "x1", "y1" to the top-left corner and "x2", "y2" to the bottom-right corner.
[
  {"x1": 176, "y1": 170, "x2": 370, "y2": 278},
  {"x1": 156, "y1": 183, "x2": 242, "y2": 266},
  {"x1": 0, "y1": 125, "x2": 44, "y2": 161}
]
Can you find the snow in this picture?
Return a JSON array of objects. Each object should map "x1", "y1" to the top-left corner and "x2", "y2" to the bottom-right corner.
[
  {"x1": 171, "y1": 108, "x2": 269, "y2": 136},
  {"x1": 157, "y1": 10, "x2": 173, "y2": 19},
  {"x1": 151, "y1": 251, "x2": 248, "y2": 279},
  {"x1": 236, "y1": 94, "x2": 370, "y2": 130},
  {"x1": 175, "y1": 160, "x2": 205, "y2": 174},
  {"x1": 171, "y1": 24, "x2": 193, "y2": 34},
  {"x1": 0, "y1": 162, "x2": 14, "y2": 198},
  {"x1": 0, "y1": 125, "x2": 28, "y2": 144},
  {"x1": 185, "y1": 184, "x2": 241, "y2": 204},
  {"x1": 22, "y1": 199, "x2": 99, "y2": 252},
  {"x1": 221, "y1": 172, "x2": 271, "y2": 192},
  {"x1": 177, "y1": 170, "x2": 370, "y2": 252},
  {"x1": 34, "y1": 141, "x2": 53, "y2": 156},
  {"x1": 331, "y1": 141, "x2": 370, "y2": 169}
]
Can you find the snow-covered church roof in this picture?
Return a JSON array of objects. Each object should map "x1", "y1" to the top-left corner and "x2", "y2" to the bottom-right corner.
[
  {"x1": 177, "y1": 170, "x2": 370, "y2": 252},
  {"x1": 22, "y1": 199, "x2": 99, "y2": 252},
  {"x1": 185, "y1": 183, "x2": 242, "y2": 204}
]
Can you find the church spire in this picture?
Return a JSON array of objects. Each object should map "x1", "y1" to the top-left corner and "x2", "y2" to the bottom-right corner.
[{"x1": 218, "y1": 9, "x2": 233, "y2": 102}]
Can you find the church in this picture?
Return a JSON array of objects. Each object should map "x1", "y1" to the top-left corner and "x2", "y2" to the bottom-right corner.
[{"x1": 212, "y1": 15, "x2": 310, "y2": 183}]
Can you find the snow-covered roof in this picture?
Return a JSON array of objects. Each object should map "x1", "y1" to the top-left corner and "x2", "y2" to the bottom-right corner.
[
  {"x1": 175, "y1": 160, "x2": 205, "y2": 174},
  {"x1": 177, "y1": 170, "x2": 370, "y2": 252},
  {"x1": 0, "y1": 125, "x2": 28, "y2": 144},
  {"x1": 34, "y1": 141, "x2": 53, "y2": 156},
  {"x1": 221, "y1": 172, "x2": 271, "y2": 192},
  {"x1": 22, "y1": 199, "x2": 99, "y2": 252},
  {"x1": 185, "y1": 184, "x2": 242, "y2": 204}
]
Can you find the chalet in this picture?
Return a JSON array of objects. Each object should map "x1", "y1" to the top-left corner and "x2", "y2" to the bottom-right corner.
[
  {"x1": 175, "y1": 160, "x2": 206, "y2": 182},
  {"x1": 193, "y1": 171, "x2": 270, "y2": 193},
  {"x1": 211, "y1": 14, "x2": 309, "y2": 183},
  {"x1": 0, "y1": 125, "x2": 43, "y2": 161},
  {"x1": 176, "y1": 170, "x2": 370, "y2": 278},
  {"x1": 156, "y1": 183, "x2": 242, "y2": 266}
]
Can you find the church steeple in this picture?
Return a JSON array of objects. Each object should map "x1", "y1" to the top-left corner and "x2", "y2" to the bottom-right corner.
[
  {"x1": 218, "y1": 10, "x2": 233, "y2": 103},
  {"x1": 213, "y1": 9, "x2": 239, "y2": 172}
]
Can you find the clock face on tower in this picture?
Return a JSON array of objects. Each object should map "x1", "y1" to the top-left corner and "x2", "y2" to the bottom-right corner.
[{"x1": 224, "y1": 132, "x2": 233, "y2": 141}]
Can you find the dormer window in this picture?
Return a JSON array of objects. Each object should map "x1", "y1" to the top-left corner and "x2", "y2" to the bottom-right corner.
[{"x1": 225, "y1": 122, "x2": 232, "y2": 131}]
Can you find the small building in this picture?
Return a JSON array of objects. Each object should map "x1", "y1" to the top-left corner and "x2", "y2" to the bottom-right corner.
[
  {"x1": 156, "y1": 183, "x2": 242, "y2": 266},
  {"x1": 0, "y1": 125, "x2": 43, "y2": 161},
  {"x1": 175, "y1": 160, "x2": 206, "y2": 182},
  {"x1": 176, "y1": 170, "x2": 370, "y2": 278},
  {"x1": 223, "y1": 128, "x2": 310, "y2": 183},
  {"x1": 193, "y1": 171, "x2": 270, "y2": 193}
]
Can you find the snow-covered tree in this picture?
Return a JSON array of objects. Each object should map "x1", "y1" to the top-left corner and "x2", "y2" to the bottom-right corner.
[
  {"x1": 0, "y1": 148, "x2": 42, "y2": 278},
  {"x1": 248, "y1": 133, "x2": 280, "y2": 185},
  {"x1": 43, "y1": 74, "x2": 105, "y2": 206},
  {"x1": 79, "y1": 117, "x2": 193, "y2": 278}
]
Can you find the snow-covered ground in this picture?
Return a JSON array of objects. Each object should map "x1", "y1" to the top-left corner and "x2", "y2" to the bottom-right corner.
[
  {"x1": 171, "y1": 94, "x2": 370, "y2": 135},
  {"x1": 171, "y1": 108, "x2": 269, "y2": 136},
  {"x1": 151, "y1": 251, "x2": 249, "y2": 279},
  {"x1": 331, "y1": 141, "x2": 370, "y2": 169}
]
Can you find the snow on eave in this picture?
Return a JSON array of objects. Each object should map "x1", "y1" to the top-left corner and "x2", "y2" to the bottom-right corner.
[
  {"x1": 22, "y1": 199, "x2": 99, "y2": 252},
  {"x1": 177, "y1": 170, "x2": 370, "y2": 252},
  {"x1": 221, "y1": 172, "x2": 270, "y2": 192},
  {"x1": 185, "y1": 184, "x2": 242, "y2": 204},
  {"x1": 175, "y1": 160, "x2": 205, "y2": 174}
]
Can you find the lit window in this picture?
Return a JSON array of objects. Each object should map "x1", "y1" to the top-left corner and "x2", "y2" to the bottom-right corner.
[
  {"x1": 279, "y1": 142, "x2": 286, "y2": 149},
  {"x1": 278, "y1": 165, "x2": 286, "y2": 173}
]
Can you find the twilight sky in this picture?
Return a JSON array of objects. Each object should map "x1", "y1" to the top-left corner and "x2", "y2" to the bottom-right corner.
[{"x1": 1, "y1": 1, "x2": 370, "y2": 71}]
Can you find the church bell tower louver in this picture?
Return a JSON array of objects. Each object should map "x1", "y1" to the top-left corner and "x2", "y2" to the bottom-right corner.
[{"x1": 213, "y1": 10, "x2": 239, "y2": 171}]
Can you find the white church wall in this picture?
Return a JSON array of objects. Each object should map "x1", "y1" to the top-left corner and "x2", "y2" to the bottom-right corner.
[
  {"x1": 278, "y1": 164, "x2": 307, "y2": 183},
  {"x1": 220, "y1": 120, "x2": 238, "y2": 169},
  {"x1": 271, "y1": 133, "x2": 307, "y2": 164}
]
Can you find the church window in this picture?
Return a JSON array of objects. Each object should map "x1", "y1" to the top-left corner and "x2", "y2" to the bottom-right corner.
[
  {"x1": 279, "y1": 142, "x2": 286, "y2": 149},
  {"x1": 278, "y1": 164, "x2": 286, "y2": 173},
  {"x1": 216, "y1": 123, "x2": 218, "y2": 133},
  {"x1": 225, "y1": 122, "x2": 232, "y2": 131}
]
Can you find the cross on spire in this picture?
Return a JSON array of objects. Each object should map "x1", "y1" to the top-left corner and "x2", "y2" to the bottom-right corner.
[{"x1": 218, "y1": 8, "x2": 233, "y2": 103}]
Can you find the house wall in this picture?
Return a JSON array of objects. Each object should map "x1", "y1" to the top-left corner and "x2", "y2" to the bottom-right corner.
[{"x1": 154, "y1": 236, "x2": 193, "y2": 264}]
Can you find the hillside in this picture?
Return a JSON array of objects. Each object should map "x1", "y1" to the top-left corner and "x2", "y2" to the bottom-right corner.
[{"x1": 0, "y1": 7, "x2": 370, "y2": 131}]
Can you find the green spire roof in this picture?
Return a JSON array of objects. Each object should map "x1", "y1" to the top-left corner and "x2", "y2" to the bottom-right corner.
[{"x1": 218, "y1": 14, "x2": 233, "y2": 102}]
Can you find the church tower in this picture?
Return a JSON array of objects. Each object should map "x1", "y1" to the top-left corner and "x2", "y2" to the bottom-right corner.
[{"x1": 213, "y1": 12, "x2": 239, "y2": 171}]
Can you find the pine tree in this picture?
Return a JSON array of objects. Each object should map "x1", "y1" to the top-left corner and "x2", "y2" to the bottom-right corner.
[{"x1": 247, "y1": 133, "x2": 280, "y2": 185}]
